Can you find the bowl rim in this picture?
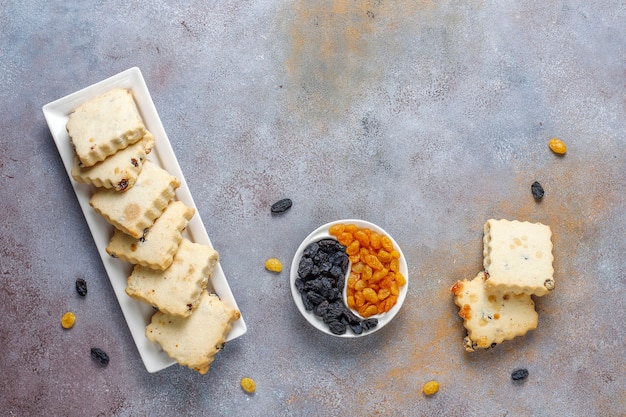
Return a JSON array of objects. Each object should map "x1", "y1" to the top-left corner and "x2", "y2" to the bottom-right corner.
[{"x1": 289, "y1": 219, "x2": 409, "y2": 338}]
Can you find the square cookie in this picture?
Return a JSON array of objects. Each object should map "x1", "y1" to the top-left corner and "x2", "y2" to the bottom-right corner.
[
  {"x1": 66, "y1": 88, "x2": 147, "y2": 167},
  {"x1": 483, "y1": 219, "x2": 554, "y2": 296},
  {"x1": 125, "y1": 238, "x2": 219, "y2": 317},
  {"x1": 71, "y1": 131, "x2": 154, "y2": 191},
  {"x1": 106, "y1": 200, "x2": 195, "y2": 270},
  {"x1": 89, "y1": 160, "x2": 180, "y2": 239},
  {"x1": 146, "y1": 290, "x2": 241, "y2": 375},
  {"x1": 452, "y1": 272, "x2": 538, "y2": 352}
]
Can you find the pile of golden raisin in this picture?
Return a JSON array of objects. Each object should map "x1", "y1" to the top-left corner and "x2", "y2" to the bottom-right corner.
[{"x1": 329, "y1": 223, "x2": 406, "y2": 317}]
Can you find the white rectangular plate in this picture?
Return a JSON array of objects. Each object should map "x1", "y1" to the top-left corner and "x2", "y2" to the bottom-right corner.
[{"x1": 42, "y1": 67, "x2": 247, "y2": 373}]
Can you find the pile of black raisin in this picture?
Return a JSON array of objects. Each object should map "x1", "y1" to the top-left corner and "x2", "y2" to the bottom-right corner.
[{"x1": 295, "y1": 239, "x2": 378, "y2": 335}]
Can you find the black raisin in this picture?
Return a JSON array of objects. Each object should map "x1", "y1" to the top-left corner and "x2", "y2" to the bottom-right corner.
[
  {"x1": 349, "y1": 323, "x2": 363, "y2": 335},
  {"x1": 302, "y1": 242, "x2": 319, "y2": 258},
  {"x1": 271, "y1": 198, "x2": 292, "y2": 213},
  {"x1": 306, "y1": 291, "x2": 325, "y2": 305},
  {"x1": 361, "y1": 318, "x2": 379, "y2": 331},
  {"x1": 342, "y1": 307, "x2": 362, "y2": 325},
  {"x1": 297, "y1": 257, "x2": 314, "y2": 279},
  {"x1": 90, "y1": 348, "x2": 109, "y2": 366},
  {"x1": 118, "y1": 179, "x2": 129, "y2": 191},
  {"x1": 531, "y1": 181, "x2": 544, "y2": 199},
  {"x1": 294, "y1": 277, "x2": 305, "y2": 292},
  {"x1": 301, "y1": 292, "x2": 314, "y2": 311},
  {"x1": 75, "y1": 278, "x2": 87, "y2": 296},
  {"x1": 313, "y1": 300, "x2": 329, "y2": 317},
  {"x1": 511, "y1": 368, "x2": 529, "y2": 381},
  {"x1": 328, "y1": 321, "x2": 347, "y2": 335}
]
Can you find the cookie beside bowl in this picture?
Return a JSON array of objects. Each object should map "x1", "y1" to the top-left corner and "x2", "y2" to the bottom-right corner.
[{"x1": 290, "y1": 219, "x2": 409, "y2": 338}]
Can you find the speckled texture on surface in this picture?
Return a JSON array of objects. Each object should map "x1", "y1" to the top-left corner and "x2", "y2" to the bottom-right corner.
[{"x1": 1, "y1": 1, "x2": 625, "y2": 416}]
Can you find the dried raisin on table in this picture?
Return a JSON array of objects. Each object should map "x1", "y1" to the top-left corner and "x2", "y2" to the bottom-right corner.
[
  {"x1": 240, "y1": 377, "x2": 256, "y2": 393},
  {"x1": 531, "y1": 181, "x2": 544, "y2": 199},
  {"x1": 422, "y1": 380, "x2": 440, "y2": 396},
  {"x1": 75, "y1": 278, "x2": 87, "y2": 296},
  {"x1": 548, "y1": 138, "x2": 567, "y2": 155},
  {"x1": 61, "y1": 312, "x2": 76, "y2": 329},
  {"x1": 271, "y1": 198, "x2": 292, "y2": 213},
  {"x1": 511, "y1": 368, "x2": 529, "y2": 381},
  {"x1": 91, "y1": 347, "x2": 110, "y2": 366}
]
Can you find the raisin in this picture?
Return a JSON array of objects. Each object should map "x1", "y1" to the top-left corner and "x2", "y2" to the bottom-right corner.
[
  {"x1": 240, "y1": 377, "x2": 256, "y2": 393},
  {"x1": 90, "y1": 348, "x2": 110, "y2": 366},
  {"x1": 328, "y1": 321, "x2": 347, "y2": 335},
  {"x1": 61, "y1": 312, "x2": 76, "y2": 329},
  {"x1": 422, "y1": 380, "x2": 440, "y2": 396},
  {"x1": 118, "y1": 179, "x2": 129, "y2": 191},
  {"x1": 297, "y1": 257, "x2": 314, "y2": 280},
  {"x1": 75, "y1": 278, "x2": 87, "y2": 296},
  {"x1": 548, "y1": 138, "x2": 567, "y2": 154},
  {"x1": 313, "y1": 300, "x2": 329, "y2": 317},
  {"x1": 301, "y1": 293, "x2": 314, "y2": 311},
  {"x1": 271, "y1": 198, "x2": 292, "y2": 213},
  {"x1": 361, "y1": 318, "x2": 378, "y2": 331},
  {"x1": 130, "y1": 158, "x2": 139, "y2": 167},
  {"x1": 531, "y1": 181, "x2": 544, "y2": 199},
  {"x1": 349, "y1": 323, "x2": 363, "y2": 335},
  {"x1": 306, "y1": 291, "x2": 325, "y2": 305},
  {"x1": 511, "y1": 368, "x2": 529, "y2": 381},
  {"x1": 264, "y1": 258, "x2": 283, "y2": 272}
]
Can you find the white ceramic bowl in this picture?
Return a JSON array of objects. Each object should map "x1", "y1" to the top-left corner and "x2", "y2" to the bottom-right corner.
[{"x1": 290, "y1": 219, "x2": 408, "y2": 338}]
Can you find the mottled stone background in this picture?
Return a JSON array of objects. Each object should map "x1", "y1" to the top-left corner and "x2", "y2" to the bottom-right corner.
[{"x1": 1, "y1": 1, "x2": 624, "y2": 416}]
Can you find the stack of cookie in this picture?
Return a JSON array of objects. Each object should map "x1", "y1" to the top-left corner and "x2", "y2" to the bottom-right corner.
[
  {"x1": 452, "y1": 219, "x2": 554, "y2": 352},
  {"x1": 67, "y1": 88, "x2": 240, "y2": 374}
]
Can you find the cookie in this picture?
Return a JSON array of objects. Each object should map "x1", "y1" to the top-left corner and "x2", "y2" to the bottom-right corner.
[
  {"x1": 66, "y1": 88, "x2": 147, "y2": 167},
  {"x1": 125, "y1": 238, "x2": 219, "y2": 317},
  {"x1": 71, "y1": 131, "x2": 155, "y2": 191},
  {"x1": 106, "y1": 200, "x2": 195, "y2": 270},
  {"x1": 146, "y1": 290, "x2": 241, "y2": 375},
  {"x1": 452, "y1": 272, "x2": 538, "y2": 352},
  {"x1": 89, "y1": 160, "x2": 180, "y2": 239},
  {"x1": 483, "y1": 219, "x2": 554, "y2": 296}
]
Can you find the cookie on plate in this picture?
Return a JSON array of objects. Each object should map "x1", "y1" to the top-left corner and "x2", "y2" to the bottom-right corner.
[
  {"x1": 89, "y1": 160, "x2": 180, "y2": 239},
  {"x1": 146, "y1": 290, "x2": 240, "y2": 375},
  {"x1": 452, "y1": 271, "x2": 538, "y2": 352},
  {"x1": 483, "y1": 219, "x2": 554, "y2": 297},
  {"x1": 66, "y1": 88, "x2": 147, "y2": 167},
  {"x1": 71, "y1": 131, "x2": 155, "y2": 191},
  {"x1": 125, "y1": 238, "x2": 219, "y2": 317},
  {"x1": 106, "y1": 200, "x2": 195, "y2": 270}
]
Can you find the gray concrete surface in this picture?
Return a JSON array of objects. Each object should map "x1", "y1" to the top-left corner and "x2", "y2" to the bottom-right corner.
[{"x1": 1, "y1": 1, "x2": 625, "y2": 416}]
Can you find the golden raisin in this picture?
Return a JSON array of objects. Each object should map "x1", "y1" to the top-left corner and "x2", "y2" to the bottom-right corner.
[
  {"x1": 362, "y1": 287, "x2": 378, "y2": 304},
  {"x1": 240, "y1": 377, "x2": 256, "y2": 393},
  {"x1": 264, "y1": 258, "x2": 282, "y2": 273},
  {"x1": 422, "y1": 380, "x2": 439, "y2": 396},
  {"x1": 329, "y1": 223, "x2": 345, "y2": 236},
  {"x1": 359, "y1": 304, "x2": 378, "y2": 317},
  {"x1": 346, "y1": 240, "x2": 360, "y2": 256},
  {"x1": 354, "y1": 230, "x2": 370, "y2": 246},
  {"x1": 549, "y1": 137, "x2": 567, "y2": 154},
  {"x1": 61, "y1": 312, "x2": 76, "y2": 329},
  {"x1": 337, "y1": 232, "x2": 354, "y2": 246},
  {"x1": 369, "y1": 232, "x2": 382, "y2": 249},
  {"x1": 381, "y1": 236, "x2": 394, "y2": 252}
]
